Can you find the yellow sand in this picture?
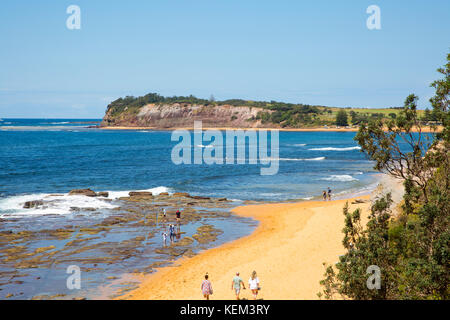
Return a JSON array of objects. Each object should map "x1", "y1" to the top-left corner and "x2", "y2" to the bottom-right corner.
[
  {"x1": 120, "y1": 197, "x2": 371, "y2": 300},
  {"x1": 101, "y1": 126, "x2": 442, "y2": 133}
]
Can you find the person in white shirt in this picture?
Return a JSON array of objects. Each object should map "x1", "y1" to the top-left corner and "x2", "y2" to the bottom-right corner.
[
  {"x1": 248, "y1": 270, "x2": 260, "y2": 300},
  {"x1": 162, "y1": 232, "x2": 167, "y2": 245}
]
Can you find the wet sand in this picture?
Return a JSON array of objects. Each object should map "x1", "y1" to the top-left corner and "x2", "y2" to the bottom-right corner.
[{"x1": 119, "y1": 196, "x2": 373, "y2": 300}]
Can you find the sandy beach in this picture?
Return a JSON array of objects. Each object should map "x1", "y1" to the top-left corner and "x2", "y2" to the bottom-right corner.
[
  {"x1": 119, "y1": 196, "x2": 375, "y2": 300},
  {"x1": 100, "y1": 125, "x2": 441, "y2": 133}
]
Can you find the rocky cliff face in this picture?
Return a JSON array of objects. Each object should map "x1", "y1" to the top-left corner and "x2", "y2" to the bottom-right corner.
[{"x1": 101, "y1": 103, "x2": 272, "y2": 128}]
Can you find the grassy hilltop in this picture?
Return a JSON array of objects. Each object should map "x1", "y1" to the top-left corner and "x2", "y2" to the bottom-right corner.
[{"x1": 102, "y1": 93, "x2": 430, "y2": 129}]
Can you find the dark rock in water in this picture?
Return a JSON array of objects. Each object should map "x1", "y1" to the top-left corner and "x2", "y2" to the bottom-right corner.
[
  {"x1": 68, "y1": 189, "x2": 97, "y2": 197},
  {"x1": 23, "y1": 200, "x2": 44, "y2": 209},
  {"x1": 128, "y1": 191, "x2": 153, "y2": 197},
  {"x1": 218, "y1": 198, "x2": 228, "y2": 202},
  {"x1": 189, "y1": 196, "x2": 210, "y2": 200},
  {"x1": 173, "y1": 192, "x2": 190, "y2": 197},
  {"x1": 97, "y1": 192, "x2": 109, "y2": 197}
]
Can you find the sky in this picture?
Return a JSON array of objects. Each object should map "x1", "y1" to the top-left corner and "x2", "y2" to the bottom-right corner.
[{"x1": 0, "y1": 0, "x2": 449, "y2": 118}]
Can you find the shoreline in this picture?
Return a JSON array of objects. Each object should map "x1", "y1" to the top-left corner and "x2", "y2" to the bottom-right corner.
[
  {"x1": 119, "y1": 174, "x2": 402, "y2": 300},
  {"x1": 118, "y1": 196, "x2": 372, "y2": 300},
  {"x1": 99, "y1": 125, "x2": 441, "y2": 133}
]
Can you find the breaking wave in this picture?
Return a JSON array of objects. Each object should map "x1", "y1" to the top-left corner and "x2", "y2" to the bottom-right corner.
[
  {"x1": 320, "y1": 175, "x2": 358, "y2": 182},
  {"x1": 0, "y1": 186, "x2": 171, "y2": 218},
  {"x1": 308, "y1": 146, "x2": 361, "y2": 151}
]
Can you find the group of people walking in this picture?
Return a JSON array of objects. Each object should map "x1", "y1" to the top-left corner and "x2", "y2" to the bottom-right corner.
[
  {"x1": 322, "y1": 187, "x2": 332, "y2": 201},
  {"x1": 201, "y1": 271, "x2": 261, "y2": 300}
]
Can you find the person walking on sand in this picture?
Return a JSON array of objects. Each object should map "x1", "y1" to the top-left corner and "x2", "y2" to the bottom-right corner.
[
  {"x1": 201, "y1": 273, "x2": 213, "y2": 300},
  {"x1": 231, "y1": 272, "x2": 246, "y2": 300},
  {"x1": 248, "y1": 271, "x2": 260, "y2": 300},
  {"x1": 327, "y1": 187, "x2": 332, "y2": 201}
]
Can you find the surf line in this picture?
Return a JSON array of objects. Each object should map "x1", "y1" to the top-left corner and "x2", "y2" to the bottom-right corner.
[{"x1": 170, "y1": 121, "x2": 279, "y2": 175}]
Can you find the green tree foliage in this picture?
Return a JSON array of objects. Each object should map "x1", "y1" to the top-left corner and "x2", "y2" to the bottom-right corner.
[
  {"x1": 350, "y1": 111, "x2": 369, "y2": 125},
  {"x1": 335, "y1": 110, "x2": 349, "y2": 126},
  {"x1": 106, "y1": 93, "x2": 213, "y2": 116},
  {"x1": 319, "y1": 52, "x2": 449, "y2": 300},
  {"x1": 423, "y1": 108, "x2": 432, "y2": 121}
]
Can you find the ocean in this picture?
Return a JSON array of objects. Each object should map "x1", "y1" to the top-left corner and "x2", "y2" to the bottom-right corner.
[
  {"x1": 0, "y1": 118, "x2": 378, "y2": 207},
  {"x1": 0, "y1": 118, "x2": 380, "y2": 300}
]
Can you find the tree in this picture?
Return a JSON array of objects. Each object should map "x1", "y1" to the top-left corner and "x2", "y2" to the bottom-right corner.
[
  {"x1": 349, "y1": 111, "x2": 357, "y2": 124},
  {"x1": 319, "y1": 52, "x2": 449, "y2": 300},
  {"x1": 423, "y1": 108, "x2": 432, "y2": 121},
  {"x1": 319, "y1": 195, "x2": 398, "y2": 299},
  {"x1": 336, "y1": 110, "x2": 349, "y2": 126}
]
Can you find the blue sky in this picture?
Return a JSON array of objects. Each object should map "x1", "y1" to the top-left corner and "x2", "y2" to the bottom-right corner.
[{"x1": 0, "y1": 0, "x2": 449, "y2": 118}]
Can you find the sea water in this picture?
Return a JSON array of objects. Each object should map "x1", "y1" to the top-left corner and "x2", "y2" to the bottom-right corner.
[
  {"x1": 0, "y1": 119, "x2": 379, "y2": 205},
  {"x1": 0, "y1": 119, "x2": 382, "y2": 299}
]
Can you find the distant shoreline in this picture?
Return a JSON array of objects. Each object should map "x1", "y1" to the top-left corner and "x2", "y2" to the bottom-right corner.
[{"x1": 99, "y1": 125, "x2": 441, "y2": 133}]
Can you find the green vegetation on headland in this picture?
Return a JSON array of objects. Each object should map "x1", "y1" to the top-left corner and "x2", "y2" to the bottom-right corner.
[
  {"x1": 104, "y1": 93, "x2": 429, "y2": 129},
  {"x1": 319, "y1": 52, "x2": 449, "y2": 300}
]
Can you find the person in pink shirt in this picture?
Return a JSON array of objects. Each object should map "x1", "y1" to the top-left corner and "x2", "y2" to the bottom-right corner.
[{"x1": 201, "y1": 273, "x2": 213, "y2": 300}]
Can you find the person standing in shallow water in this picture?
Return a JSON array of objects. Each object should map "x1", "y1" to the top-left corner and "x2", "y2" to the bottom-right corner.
[
  {"x1": 169, "y1": 224, "x2": 175, "y2": 242},
  {"x1": 322, "y1": 190, "x2": 327, "y2": 201},
  {"x1": 201, "y1": 273, "x2": 213, "y2": 300},
  {"x1": 327, "y1": 187, "x2": 332, "y2": 201}
]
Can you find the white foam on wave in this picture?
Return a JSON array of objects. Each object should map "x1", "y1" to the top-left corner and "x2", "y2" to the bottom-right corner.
[
  {"x1": 0, "y1": 193, "x2": 116, "y2": 217},
  {"x1": 0, "y1": 186, "x2": 172, "y2": 218},
  {"x1": 279, "y1": 157, "x2": 325, "y2": 161},
  {"x1": 320, "y1": 175, "x2": 358, "y2": 182},
  {"x1": 230, "y1": 157, "x2": 325, "y2": 162},
  {"x1": 106, "y1": 186, "x2": 171, "y2": 199},
  {"x1": 195, "y1": 144, "x2": 214, "y2": 148},
  {"x1": 308, "y1": 146, "x2": 361, "y2": 151}
]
